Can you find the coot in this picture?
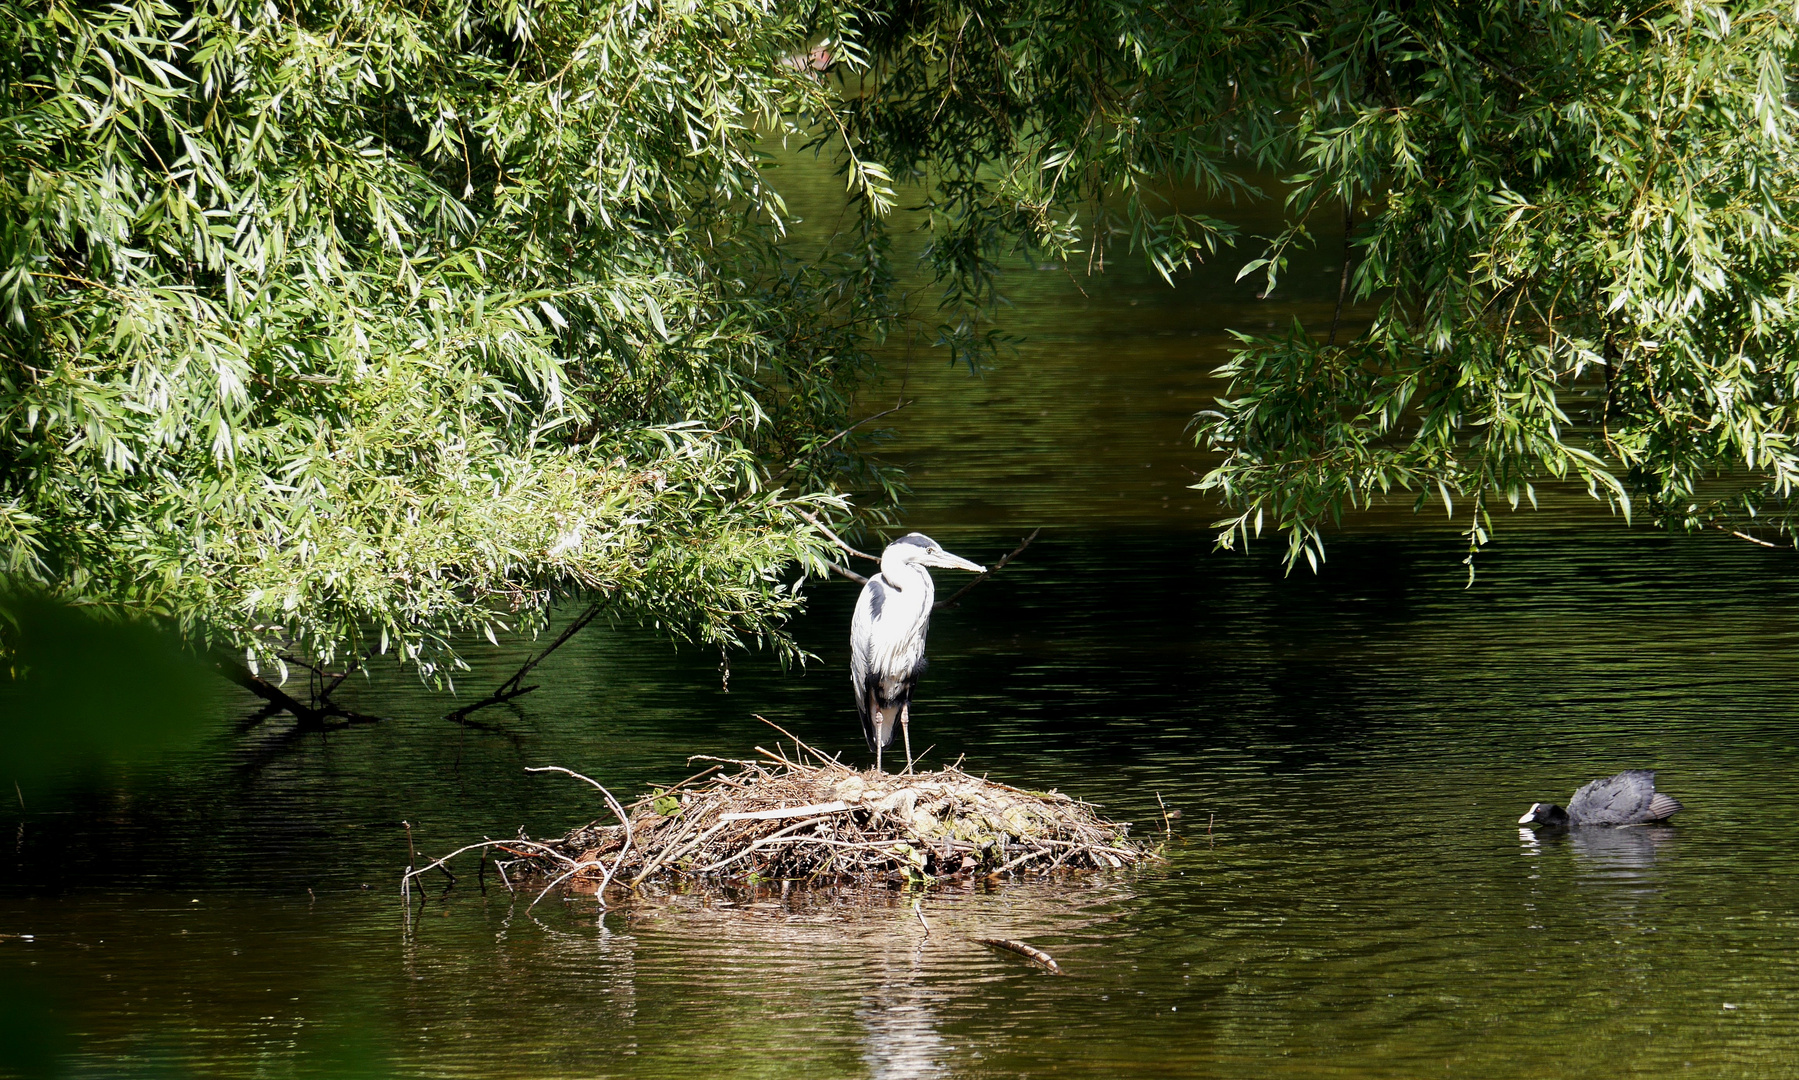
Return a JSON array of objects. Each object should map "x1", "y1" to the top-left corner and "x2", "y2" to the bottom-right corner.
[{"x1": 1518, "y1": 769, "x2": 1683, "y2": 827}]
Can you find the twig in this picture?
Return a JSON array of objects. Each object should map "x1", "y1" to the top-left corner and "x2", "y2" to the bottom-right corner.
[
  {"x1": 770, "y1": 400, "x2": 913, "y2": 485},
  {"x1": 403, "y1": 839, "x2": 540, "y2": 889},
  {"x1": 795, "y1": 508, "x2": 880, "y2": 563},
  {"x1": 754, "y1": 716, "x2": 846, "y2": 768},
  {"x1": 975, "y1": 937, "x2": 1064, "y2": 975},
  {"x1": 828, "y1": 561, "x2": 870, "y2": 585},
  {"x1": 625, "y1": 765, "x2": 722, "y2": 810},
  {"x1": 914, "y1": 899, "x2": 931, "y2": 935},
  {"x1": 314, "y1": 653, "x2": 367, "y2": 706},
  {"x1": 754, "y1": 744, "x2": 799, "y2": 769},
  {"x1": 693, "y1": 815, "x2": 836, "y2": 874},
  {"x1": 635, "y1": 817, "x2": 734, "y2": 884},
  {"x1": 446, "y1": 598, "x2": 612, "y2": 723},
  {"x1": 524, "y1": 766, "x2": 633, "y2": 905},
  {"x1": 529, "y1": 859, "x2": 606, "y2": 911},
  {"x1": 1713, "y1": 523, "x2": 1781, "y2": 549},
  {"x1": 1156, "y1": 792, "x2": 1171, "y2": 836},
  {"x1": 627, "y1": 798, "x2": 717, "y2": 884},
  {"x1": 935, "y1": 529, "x2": 1041, "y2": 610},
  {"x1": 1024, "y1": 837, "x2": 1147, "y2": 858},
  {"x1": 1328, "y1": 200, "x2": 1353, "y2": 347},
  {"x1": 212, "y1": 651, "x2": 381, "y2": 729},
  {"x1": 991, "y1": 846, "x2": 1051, "y2": 875}
]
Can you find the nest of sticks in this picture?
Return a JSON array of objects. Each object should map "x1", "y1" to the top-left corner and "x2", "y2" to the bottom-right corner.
[{"x1": 406, "y1": 725, "x2": 1158, "y2": 906}]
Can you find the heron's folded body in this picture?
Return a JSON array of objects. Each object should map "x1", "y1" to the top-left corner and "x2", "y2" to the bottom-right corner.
[
  {"x1": 851, "y1": 567, "x2": 932, "y2": 751},
  {"x1": 847, "y1": 533, "x2": 984, "y2": 771}
]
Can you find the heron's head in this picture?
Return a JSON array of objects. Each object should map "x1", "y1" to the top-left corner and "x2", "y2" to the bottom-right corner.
[
  {"x1": 1518, "y1": 802, "x2": 1570, "y2": 827},
  {"x1": 883, "y1": 533, "x2": 985, "y2": 574}
]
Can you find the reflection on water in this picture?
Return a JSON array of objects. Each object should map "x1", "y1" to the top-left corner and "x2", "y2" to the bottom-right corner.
[
  {"x1": 1520, "y1": 824, "x2": 1676, "y2": 914},
  {"x1": 1567, "y1": 825, "x2": 1677, "y2": 879}
]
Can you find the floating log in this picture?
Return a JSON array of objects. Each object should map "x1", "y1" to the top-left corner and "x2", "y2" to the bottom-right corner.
[{"x1": 976, "y1": 937, "x2": 1065, "y2": 975}]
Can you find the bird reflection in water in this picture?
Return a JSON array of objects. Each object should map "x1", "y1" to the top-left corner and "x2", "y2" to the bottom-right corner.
[
  {"x1": 857, "y1": 962, "x2": 950, "y2": 1080},
  {"x1": 598, "y1": 881, "x2": 1127, "y2": 1072},
  {"x1": 1568, "y1": 825, "x2": 1676, "y2": 879},
  {"x1": 1520, "y1": 824, "x2": 1677, "y2": 890}
]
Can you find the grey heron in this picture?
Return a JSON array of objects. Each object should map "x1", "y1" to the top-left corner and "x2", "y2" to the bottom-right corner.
[
  {"x1": 1519, "y1": 769, "x2": 1683, "y2": 827},
  {"x1": 850, "y1": 533, "x2": 985, "y2": 773}
]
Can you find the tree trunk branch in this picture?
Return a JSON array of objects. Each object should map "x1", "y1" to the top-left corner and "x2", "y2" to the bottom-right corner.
[
  {"x1": 446, "y1": 597, "x2": 612, "y2": 724},
  {"x1": 213, "y1": 652, "x2": 381, "y2": 730},
  {"x1": 935, "y1": 528, "x2": 1041, "y2": 610}
]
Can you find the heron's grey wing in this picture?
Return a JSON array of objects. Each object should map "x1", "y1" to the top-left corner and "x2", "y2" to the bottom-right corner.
[
  {"x1": 1567, "y1": 769, "x2": 1656, "y2": 824},
  {"x1": 850, "y1": 578, "x2": 879, "y2": 704},
  {"x1": 850, "y1": 577, "x2": 882, "y2": 749}
]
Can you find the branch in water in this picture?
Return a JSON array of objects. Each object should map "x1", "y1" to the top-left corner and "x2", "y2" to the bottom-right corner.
[
  {"x1": 975, "y1": 937, "x2": 1064, "y2": 974},
  {"x1": 446, "y1": 598, "x2": 612, "y2": 724},
  {"x1": 212, "y1": 652, "x2": 381, "y2": 730}
]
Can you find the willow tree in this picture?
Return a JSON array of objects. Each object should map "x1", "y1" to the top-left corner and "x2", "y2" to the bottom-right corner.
[
  {"x1": 1200, "y1": 2, "x2": 1799, "y2": 571},
  {"x1": 843, "y1": 0, "x2": 1799, "y2": 569},
  {"x1": 0, "y1": 0, "x2": 906, "y2": 703}
]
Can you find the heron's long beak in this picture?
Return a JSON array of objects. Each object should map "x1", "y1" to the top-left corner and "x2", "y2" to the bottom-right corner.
[{"x1": 930, "y1": 551, "x2": 986, "y2": 573}]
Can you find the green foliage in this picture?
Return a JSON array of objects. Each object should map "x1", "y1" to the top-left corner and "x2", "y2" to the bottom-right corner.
[
  {"x1": 840, "y1": 0, "x2": 1799, "y2": 568},
  {"x1": 1195, "y1": 1, "x2": 1799, "y2": 570},
  {"x1": 0, "y1": 0, "x2": 905, "y2": 680},
  {"x1": 844, "y1": 0, "x2": 1285, "y2": 366},
  {"x1": 14, "y1": 0, "x2": 1791, "y2": 690}
]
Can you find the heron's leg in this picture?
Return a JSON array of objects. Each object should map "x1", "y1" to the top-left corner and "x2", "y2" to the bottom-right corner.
[
  {"x1": 875, "y1": 737, "x2": 882, "y2": 775},
  {"x1": 901, "y1": 703, "x2": 913, "y2": 775}
]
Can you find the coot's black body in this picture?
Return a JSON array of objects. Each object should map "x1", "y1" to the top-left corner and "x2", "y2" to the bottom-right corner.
[{"x1": 1519, "y1": 769, "x2": 1683, "y2": 827}]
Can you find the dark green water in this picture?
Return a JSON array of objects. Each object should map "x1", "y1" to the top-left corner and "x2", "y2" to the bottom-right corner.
[{"x1": 6, "y1": 174, "x2": 1799, "y2": 1079}]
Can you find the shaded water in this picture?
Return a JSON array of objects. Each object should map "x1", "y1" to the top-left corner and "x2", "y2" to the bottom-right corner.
[{"x1": 6, "y1": 172, "x2": 1799, "y2": 1078}]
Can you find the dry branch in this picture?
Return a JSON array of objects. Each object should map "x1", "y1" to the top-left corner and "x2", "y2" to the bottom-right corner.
[
  {"x1": 213, "y1": 651, "x2": 381, "y2": 730},
  {"x1": 935, "y1": 528, "x2": 1041, "y2": 610},
  {"x1": 718, "y1": 801, "x2": 851, "y2": 823}
]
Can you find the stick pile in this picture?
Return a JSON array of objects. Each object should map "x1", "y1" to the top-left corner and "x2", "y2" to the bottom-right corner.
[{"x1": 406, "y1": 727, "x2": 1156, "y2": 906}]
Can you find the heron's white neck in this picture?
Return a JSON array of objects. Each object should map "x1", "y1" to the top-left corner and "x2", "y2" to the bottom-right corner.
[{"x1": 879, "y1": 553, "x2": 934, "y2": 593}]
